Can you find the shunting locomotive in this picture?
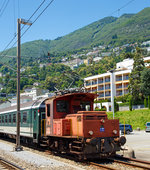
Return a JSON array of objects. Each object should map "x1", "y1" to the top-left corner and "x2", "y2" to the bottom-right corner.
[
  {"x1": 44, "y1": 89, "x2": 126, "y2": 159},
  {"x1": 0, "y1": 89, "x2": 126, "y2": 160}
]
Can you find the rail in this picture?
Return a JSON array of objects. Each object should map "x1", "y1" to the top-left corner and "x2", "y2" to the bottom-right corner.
[{"x1": 0, "y1": 157, "x2": 24, "y2": 170}]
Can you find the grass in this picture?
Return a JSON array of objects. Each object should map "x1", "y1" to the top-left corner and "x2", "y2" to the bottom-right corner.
[{"x1": 107, "y1": 109, "x2": 150, "y2": 130}]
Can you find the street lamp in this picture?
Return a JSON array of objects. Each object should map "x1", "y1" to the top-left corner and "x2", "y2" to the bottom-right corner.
[
  {"x1": 110, "y1": 69, "x2": 115, "y2": 119},
  {"x1": 15, "y1": 18, "x2": 32, "y2": 151}
]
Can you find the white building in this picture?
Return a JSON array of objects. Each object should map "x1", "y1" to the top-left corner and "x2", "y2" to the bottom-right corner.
[{"x1": 84, "y1": 56, "x2": 150, "y2": 111}]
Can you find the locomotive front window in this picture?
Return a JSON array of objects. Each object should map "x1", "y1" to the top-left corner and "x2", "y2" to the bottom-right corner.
[
  {"x1": 56, "y1": 100, "x2": 69, "y2": 113},
  {"x1": 80, "y1": 101, "x2": 91, "y2": 111}
]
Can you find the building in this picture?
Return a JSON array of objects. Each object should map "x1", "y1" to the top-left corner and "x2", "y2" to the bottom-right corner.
[
  {"x1": 84, "y1": 56, "x2": 150, "y2": 101},
  {"x1": 84, "y1": 69, "x2": 131, "y2": 101}
]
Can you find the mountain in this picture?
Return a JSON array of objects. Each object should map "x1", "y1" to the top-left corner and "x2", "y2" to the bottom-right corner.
[{"x1": 1, "y1": 7, "x2": 150, "y2": 58}]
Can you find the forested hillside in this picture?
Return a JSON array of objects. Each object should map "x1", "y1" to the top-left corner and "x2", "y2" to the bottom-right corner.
[{"x1": 1, "y1": 7, "x2": 150, "y2": 59}]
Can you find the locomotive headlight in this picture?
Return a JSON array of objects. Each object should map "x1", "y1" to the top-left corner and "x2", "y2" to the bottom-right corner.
[
  {"x1": 88, "y1": 130, "x2": 93, "y2": 135},
  {"x1": 101, "y1": 119, "x2": 105, "y2": 123},
  {"x1": 113, "y1": 130, "x2": 117, "y2": 134}
]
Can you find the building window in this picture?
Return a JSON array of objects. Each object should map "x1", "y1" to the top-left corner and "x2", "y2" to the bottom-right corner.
[
  {"x1": 98, "y1": 78, "x2": 103, "y2": 84},
  {"x1": 105, "y1": 84, "x2": 110, "y2": 89},
  {"x1": 105, "y1": 91, "x2": 111, "y2": 96},
  {"x1": 105, "y1": 77, "x2": 110, "y2": 82},
  {"x1": 23, "y1": 112, "x2": 27, "y2": 123},
  {"x1": 13, "y1": 114, "x2": 16, "y2": 123},
  {"x1": 116, "y1": 75, "x2": 122, "y2": 81}
]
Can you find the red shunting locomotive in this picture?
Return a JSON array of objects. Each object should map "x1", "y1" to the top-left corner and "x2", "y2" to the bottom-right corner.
[{"x1": 45, "y1": 91, "x2": 126, "y2": 160}]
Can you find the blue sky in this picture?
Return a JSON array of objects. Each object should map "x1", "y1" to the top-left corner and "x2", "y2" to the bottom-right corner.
[{"x1": 0, "y1": 0, "x2": 149, "y2": 52}]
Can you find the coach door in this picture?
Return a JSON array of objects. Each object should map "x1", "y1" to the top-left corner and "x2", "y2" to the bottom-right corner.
[
  {"x1": 33, "y1": 109, "x2": 39, "y2": 141},
  {"x1": 41, "y1": 112, "x2": 46, "y2": 136}
]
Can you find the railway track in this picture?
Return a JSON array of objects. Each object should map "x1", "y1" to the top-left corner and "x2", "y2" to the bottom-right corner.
[
  {"x1": 90, "y1": 156, "x2": 150, "y2": 170},
  {"x1": 0, "y1": 157, "x2": 24, "y2": 170}
]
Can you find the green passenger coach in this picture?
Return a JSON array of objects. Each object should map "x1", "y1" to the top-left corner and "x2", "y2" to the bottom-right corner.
[{"x1": 0, "y1": 97, "x2": 47, "y2": 144}]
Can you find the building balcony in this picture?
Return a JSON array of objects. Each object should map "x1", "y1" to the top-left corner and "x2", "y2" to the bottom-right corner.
[
  {"x1": 116, "y1": 86, "x2": 122, "y2": 89},
  {"x1": 105, "y1": 79, "x2": 110, "y2": 83},
  {"x1": 91, "y1": 89, "x2": 97, "y2": 93},
  {"x1": 116, "y1": 78, "x2": 122, "y2": 81},
  {"x1": 99, "y1": 94, "x2": 104, "y2": 97},
  {"x1": 85, "y1": 82, "x2": 91, "y2": 86},
  {"x1": 92, "y1": 82, "x2": 97, "y2": 85},
  {"x1": 105, "y1": 86, "x2": 110, "y2": 90},
  {"x1": 98, "y1": 88, "x2": 104, "y2": 91},
  {"x1": 98, "y1": 80, "x2": 103, "y2": 84}
]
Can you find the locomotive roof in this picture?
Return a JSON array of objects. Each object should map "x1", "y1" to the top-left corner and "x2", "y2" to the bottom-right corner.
[
  {"x1": 46, "y1": 92, "x2": 97, "y2": 103},
  {"x1": 0, "y1": 97, "x2": 48, "y2": 114}
]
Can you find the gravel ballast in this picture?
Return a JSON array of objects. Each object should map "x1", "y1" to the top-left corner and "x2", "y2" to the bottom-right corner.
[{"x1": 0, "y1": 139, "x2": 88, "y2": 170}]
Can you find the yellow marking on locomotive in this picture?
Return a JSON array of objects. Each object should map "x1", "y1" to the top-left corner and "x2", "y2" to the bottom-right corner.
[{"x1": 41, "y1": 119, "x2": 46, "y2": 136}]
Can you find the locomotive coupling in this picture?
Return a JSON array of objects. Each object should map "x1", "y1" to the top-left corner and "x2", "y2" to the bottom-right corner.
[
  {"x1": 86, "y1": 138, "x2": 98, "y2": 146},
  {"x1": 114, "y1": 136, "x2": 126, "y2": 146}
]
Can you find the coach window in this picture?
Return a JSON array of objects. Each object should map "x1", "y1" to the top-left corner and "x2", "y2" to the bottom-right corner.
[
  {"x1": 47, "y1": 104, "x2": 50, "y2": 117},
  {"x1": 2, "y1": 115, "x2": 4, "y2": 123},
  {"x1": 5, "y1": 115, "x2": 8, "y2": 123},
  {"x1": 23, "y1": 112, "x2": 27, "y2": 123},
  {"x1": 0, "y1": 116, "x2": 1, "y2": 123},
  {"x1": 13, "y1": 114, "x2": 16, "y2": 123},
  {"x1": 9, "y1": 114, "x2": 11, "y2": 123}
]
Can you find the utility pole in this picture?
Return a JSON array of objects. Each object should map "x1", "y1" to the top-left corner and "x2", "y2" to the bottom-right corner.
[
  {"x1": 15, "y1": 18, "x2": 32, "y2": 151},
  {"x1": 110, "y1": 69, "x2": 115, "y2": 119}
]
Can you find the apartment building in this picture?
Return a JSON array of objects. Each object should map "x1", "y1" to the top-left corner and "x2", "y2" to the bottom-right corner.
[
  {"x1": 84, "y1": 69, "x2": 131, "y2": 100},
  {"x1": 84, "y1": 57, "x2": 150, "y2": 100}
]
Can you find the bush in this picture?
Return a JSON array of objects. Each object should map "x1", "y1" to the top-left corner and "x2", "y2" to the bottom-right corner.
[{"x1": 95, "y1": 107, "x2": 106, "y2": 111}]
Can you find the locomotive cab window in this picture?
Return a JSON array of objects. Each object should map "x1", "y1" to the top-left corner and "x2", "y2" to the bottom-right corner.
[
  {"x1": 56, "y1": 100, "x2": 69, "y2": 113},
  {"x1": 47, "y1": 104, "x2": 50, "y2": 117}
]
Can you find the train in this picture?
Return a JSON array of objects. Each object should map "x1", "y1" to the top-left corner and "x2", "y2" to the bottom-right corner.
[{"x1": 0, "y1": 89, "x2": 126, "y2": 160}]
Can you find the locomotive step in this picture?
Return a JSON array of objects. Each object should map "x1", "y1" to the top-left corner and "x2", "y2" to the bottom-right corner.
[
  {"x1": 72, "y1": 141, "x2": 82, "y2": 144},
  {"x1": 71, "y1": 146, "x2": 82, "y2": 150},
  {"x1": 70, "y1": 150, "x2": 83, "y2": 154}
]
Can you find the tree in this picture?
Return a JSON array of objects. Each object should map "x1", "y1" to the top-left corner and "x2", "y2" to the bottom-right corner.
[
  {"x1": 129, "y1": 48, "x2": 145, "y2": 102},
  {"x1": 148, "y1": 96, "x2": 150, "y2": 109},
  {"x1": 129, "y1": 97, "x2": 132, "y2": 111},
  {"x1": 141, "y1": 68, "x2": 150, "y2": 97}
]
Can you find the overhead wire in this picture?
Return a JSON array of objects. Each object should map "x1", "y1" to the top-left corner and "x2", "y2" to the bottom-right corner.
[
  {"x1": 0, "y1": 0, "x2": 10, "y2": 17},
  {"x1": 0, "y1": 0, "x2": 51, "y2": 71}
]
